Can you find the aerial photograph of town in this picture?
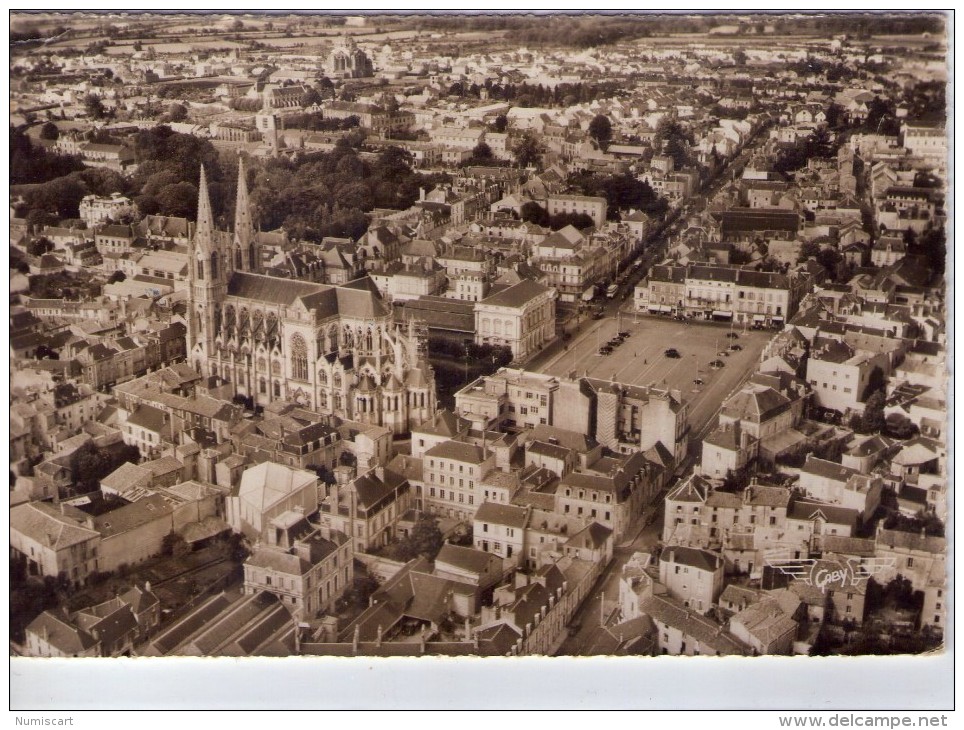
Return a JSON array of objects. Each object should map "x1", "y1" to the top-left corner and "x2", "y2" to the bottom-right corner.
[{"x1": 8, "y1": 8, "x2": 949, "y2": 686}]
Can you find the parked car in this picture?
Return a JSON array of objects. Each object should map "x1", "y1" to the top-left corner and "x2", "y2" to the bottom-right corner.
[
  {"x1": 718, "y1": 351, "x2": 730, "y2": 357},
  {"x1": 664, "y1": 348, "x2": 681, "y2": 358},
  {"x1": 592, "y1": 311, "x2": 605, "y2": 320},
  {"x1": 710, "y1": 360, "x2": 725, "y2": 369},
  {"x1": 598, "y1": 346, "x2": 613, "y2": 355},
  {"x1": 618, "y1": 331, "x2": 630, "y2": 338},
  {"x1": 726, "y1": 332, "x2": 740, "y2": 339},
  {"x1": 730, "y1": 344, "x2": 743, "y2": 352},
  {"x1": 693, "y1": 378, "x2": 705, "y2": 386}
]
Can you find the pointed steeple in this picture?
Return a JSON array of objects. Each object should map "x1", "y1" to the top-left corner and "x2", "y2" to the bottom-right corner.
[
  {"x1": 194, "y1": 164, "x2": 216, "y2": 253},
  {"x1": 234, "y1": 157, "x2": 256, "y2": 270}
]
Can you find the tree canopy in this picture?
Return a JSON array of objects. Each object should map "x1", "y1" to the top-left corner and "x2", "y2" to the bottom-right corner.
[
  {"x1": 588, "y1": 114, "x2": 613, "y2": 149},
  {"x1": 512, "y1": 132, "x2": 543, "y2": 169}
]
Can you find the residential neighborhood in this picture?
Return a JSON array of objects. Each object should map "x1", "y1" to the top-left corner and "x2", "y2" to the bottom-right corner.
[{"x1": 9, "y1": 10, "x2": 948, "y2": 664}]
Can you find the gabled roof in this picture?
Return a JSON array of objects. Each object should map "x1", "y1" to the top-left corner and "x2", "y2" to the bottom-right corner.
[
  {"x1": 787, "y1": 498, "x2": 859, "y2": 528},
  {"x1": 11, "y1": 502, "x2": 99, "y2": 551},
  {"x1": 27, "y1": 610, "x2": 98, "y2": 655},
  {"x1": 640, "y1": 595, "x2": 747, "y2": 655}
]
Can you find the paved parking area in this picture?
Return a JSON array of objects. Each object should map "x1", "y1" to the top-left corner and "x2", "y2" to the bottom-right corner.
[{"x1": 541, "y1": 312, "x2": 774, "y2": 436}]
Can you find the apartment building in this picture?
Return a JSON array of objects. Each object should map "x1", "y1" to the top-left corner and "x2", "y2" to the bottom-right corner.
[
  {"x1": 546, "y1": 194, "x2": 607, "y2": 228},
  {"x1": 475, "y1": 279, "x2": 557, "y2": 360},
  {"x1": 422, "y1": 439, "x2": 496, "y2": 522}
]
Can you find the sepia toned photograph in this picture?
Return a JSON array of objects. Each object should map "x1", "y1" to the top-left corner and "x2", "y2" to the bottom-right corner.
[{"x1": 8, "y1": 8, "x2": 949, "y2": 686}]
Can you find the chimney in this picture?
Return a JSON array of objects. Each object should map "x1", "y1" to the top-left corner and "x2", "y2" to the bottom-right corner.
[{"x1": 144, "y1": 581, "x2": 151, "y2": 594}]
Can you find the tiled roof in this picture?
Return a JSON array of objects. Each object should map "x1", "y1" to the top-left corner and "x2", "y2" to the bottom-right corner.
[
  {"x1": 877, "y1": 528, "x2": 946, "y2": 555},
  {"x1": 425, "y1": 439, "x2": 487, "y2": 464},
  {"x1": 801, "y1": 456, "x2": 858, "y2": 483},
  {"x1": 473, "y1": 501, "x2": 529, "y2": 529},
  {"x1": 27, "y1": 610, "x2": 98, "y2": 655},
  {"x1": 94, "y1": 493, "x2": 177, "y2": 538},
  {"x1": 11, "y1": 502, "x2": 99, "y2": 551},
  {"x1": 435, "y1": 543, "x2": 499, "y2": 576},
  {"x1": 126, "y1": 404, "x2": 168, "y2": 434},
  {"x1": 787, "y1": 498, "x2": 859, "y2": 528},
  {"x1": 414, "y1": 409, "x2": 471, "y2": 439},
  {"x1": 730, "y1": 598, "x2": 798, "y2": 647},
  {"x1": 640, "y1": 595, "x2": 747, "y2": 655},
  {"x1": 660, "y1": 545, "x2": 723, "y2": 573},
  {"x1": 479, "y1": 279, "x2": 552, "y2": 309}
]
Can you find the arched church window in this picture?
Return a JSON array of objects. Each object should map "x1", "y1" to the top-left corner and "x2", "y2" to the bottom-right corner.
[
  {"x1": 249, "y1": 244, "x2": 257, "y2": 270},
  {"x1": 319, "y1": 370, "x2": 328, "y2": 385},
  {"x1": 211, "y1": 252, "x2": 218, "y2": 280},
  {"x1": 259, "y1": 378, "x2": 266, "y2": 394},
  {"x1": 273, "y1": 381, "x2": 281, "y2": 398},
  {"x1": 236, "y1": 249, "x2": 243, "y2": 270},
  {"x1": 291, "y1": 334, "x2": 308, "y2": 381}
]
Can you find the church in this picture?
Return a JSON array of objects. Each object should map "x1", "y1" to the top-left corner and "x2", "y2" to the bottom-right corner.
[
  {"x1": 325, "y1": 34, "x2": 374, "y2": 79},
  {"x1": 186, "y1": 160, "x2": 437, "y2": 434}
]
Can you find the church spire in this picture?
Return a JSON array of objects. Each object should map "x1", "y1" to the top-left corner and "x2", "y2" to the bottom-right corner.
[
  {"x1": 194, "y1": 164, "x2": 216, "y2": 253},
  {"x1": 233, "y1": 156, "x2": 258, "y2": 271}
]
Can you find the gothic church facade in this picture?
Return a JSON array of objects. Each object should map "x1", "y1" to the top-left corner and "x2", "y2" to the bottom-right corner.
[{"x1": 187, "y1": 161, "x2": 436, "y2": 434}]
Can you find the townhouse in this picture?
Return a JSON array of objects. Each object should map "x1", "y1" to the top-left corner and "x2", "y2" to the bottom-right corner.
[
  {"x1": 659, "y1": 545, "x2": 725, "y2": 615},
  {"x1": 243, "y1": 514, "x2": 353, "y2": 619},
  {"x1": 635, "y1": 263, "x2": 811, "y2": 325},
  {"x1": 422, "y1": 439, "x2": 495, "y2": 522}
]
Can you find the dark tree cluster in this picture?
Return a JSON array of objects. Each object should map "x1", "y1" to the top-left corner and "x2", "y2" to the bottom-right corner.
[
  {"x1": 449, "y1": 79, "x2": 626, "y2": 108},
  {"x1": 69, "y1": 441, "x2": 143, "y2": 494},
  {"x1": 129, "y1": 125, "x2": 226, "y2": 222},
  {"x1": 16, "y1": 166, "x2": 129, "y2": 226},
  {"x1": 248, "y1": 144, "x2": 440, "y2": 242},
  {"x1": 774, "y1": 128, "x2": 836, "y2": 176},
  {"x1": 282, "y1": 113, "x2": 360, "y2": 132},
  {"x1": 10, "y1": 125, "x2": 84, "y2": 186},
  {"x1": 654, "y1": 118, "x2": 697, "y2": 171},
  {"x1": 568, "y1": 171, "x2": 668, "y2": 218}
]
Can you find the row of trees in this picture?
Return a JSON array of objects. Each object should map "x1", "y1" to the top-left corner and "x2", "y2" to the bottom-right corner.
[{"x1": 448, "y1": 79, "x2": 626, "y2": 108}]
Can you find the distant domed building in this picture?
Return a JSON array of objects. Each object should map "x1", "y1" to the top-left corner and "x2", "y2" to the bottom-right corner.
[{"x1": 326, "y1": 35, "x2": 374, "y2": 79}]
